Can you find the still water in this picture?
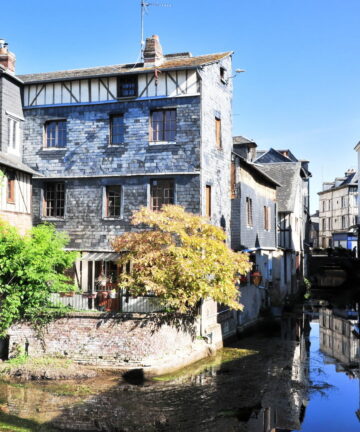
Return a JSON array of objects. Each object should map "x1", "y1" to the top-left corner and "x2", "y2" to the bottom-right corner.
[{"x1": 0, "y1": 295, "x2": 359, "y2": 431}]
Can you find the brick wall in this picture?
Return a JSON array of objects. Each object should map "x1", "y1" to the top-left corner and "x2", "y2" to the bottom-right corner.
[
  {"x1": 7, "y1": 312, "x2": 219, "y2": 369},
  {"x1": 0, "y1": 210, "x2": 32, "y2": 235}
]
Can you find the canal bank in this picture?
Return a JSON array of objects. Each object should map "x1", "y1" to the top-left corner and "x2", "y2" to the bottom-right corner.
[{"x1": 0, "y1": 289, "x2": 358, "y2": 431}]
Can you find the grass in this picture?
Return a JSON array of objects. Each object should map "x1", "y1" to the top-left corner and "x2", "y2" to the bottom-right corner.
[
  {"x1": 0, "y1": 355, "x2": 95, "y2": 380},
  {"x1": 0, "y1": 412, "x2": 55, "y2": 432}
]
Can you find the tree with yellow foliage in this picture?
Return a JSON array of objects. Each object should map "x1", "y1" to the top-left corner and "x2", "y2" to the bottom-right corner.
[{"x1": 112, "y1": 205, "x2": 252, "y2": 313}]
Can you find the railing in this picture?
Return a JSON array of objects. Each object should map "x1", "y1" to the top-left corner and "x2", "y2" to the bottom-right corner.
[{"x1": 50, "y1": 292, "x2": 164, "y2": 313}]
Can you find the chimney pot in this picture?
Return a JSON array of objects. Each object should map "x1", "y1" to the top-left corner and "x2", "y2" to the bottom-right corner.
[{"x1": 0, "y1": 39, "x2": 16, "y2": 73}]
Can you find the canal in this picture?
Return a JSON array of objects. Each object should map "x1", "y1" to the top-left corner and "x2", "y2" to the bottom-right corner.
[{"x1": 0, "y1": 291, "x2": 359, "y2": 431}]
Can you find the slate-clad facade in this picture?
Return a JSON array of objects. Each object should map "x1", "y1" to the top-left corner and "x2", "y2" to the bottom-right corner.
[
  {"x1": 0, "y1": 40, "x2": 36, "y2": 234},
  {"x1": 20, "y1": 35, "x2": 234, "y2": 292}
]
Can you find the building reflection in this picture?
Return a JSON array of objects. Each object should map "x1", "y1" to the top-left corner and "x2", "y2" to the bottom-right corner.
[
  {"x1": 319, "y1": 303, "x2": 360, "y2": 423},
  {"x1": 244, "y1": 312, "x2": 310, "y2": 432},
  {"x1": 320, "y1": 306, "x2": 359, "y2": 367}
]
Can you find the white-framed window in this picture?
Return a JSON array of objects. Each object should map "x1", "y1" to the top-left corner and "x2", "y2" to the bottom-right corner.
[
  {"x1": 7, "y1": 116, "x2": 20, "y2": 154},
  {"x1": 104, "y1": 185, "x2": 122, "y2": 218}
]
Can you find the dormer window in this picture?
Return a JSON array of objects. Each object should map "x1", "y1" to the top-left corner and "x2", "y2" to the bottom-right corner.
[{"x1": 117, "y1": 75, "x2": 137, "y2": 98}]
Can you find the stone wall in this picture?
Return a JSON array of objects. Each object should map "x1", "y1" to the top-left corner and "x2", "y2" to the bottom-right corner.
[{"x1": 7, "y1": 311, "x2": 222, "y2": 374}]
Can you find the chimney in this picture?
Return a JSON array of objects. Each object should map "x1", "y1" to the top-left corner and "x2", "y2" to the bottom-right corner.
[
  {"x1": 0, "y1": 39, "x2": 16, "y2": 73},
  {"x1": 143, "y1": 35, "x2": 164, "y2": 67}
]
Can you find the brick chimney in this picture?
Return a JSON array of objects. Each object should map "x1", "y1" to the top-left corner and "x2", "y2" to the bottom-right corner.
[
  {"x1": 143, "y1": 35, "x2": 164, "y2": 67},
  {"x1": 0, "y1": 39, "x2": 16, "y2": 73}
]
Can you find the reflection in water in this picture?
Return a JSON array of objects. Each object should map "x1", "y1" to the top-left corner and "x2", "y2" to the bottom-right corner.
[{"x1": 0, "y1": 294, "x2": 359, "y2": 431}]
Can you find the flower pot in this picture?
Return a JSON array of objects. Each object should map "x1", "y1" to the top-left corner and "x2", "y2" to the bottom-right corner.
[
  {"x1": 97, "y1": 290, "x2": 109, "y2": 300},
  {"x1": 251, "y1": 271, "x2": 262, "y2": 286}
]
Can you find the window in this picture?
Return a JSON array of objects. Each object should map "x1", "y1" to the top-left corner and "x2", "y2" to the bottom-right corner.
[
  {"x1": 215, "y1": 117, "x2": 222, "y2": 149},
  {"x1": 6, "y1": 170, "x2": 15, "y2": 204},
  {"x1": 205, "y1": 185, "x2": 212, "y2": 218},
  {"x1": 246, "y1": 197, "x2": 253, "y2": 227},
  {"x1": 45, "y1": 120, "x2": 66, "y2": 148},
  {"x1": 105, "y1": 186, "x2": 121, "y2": 217},
  {"x1": 110, "y1": 115, "x2": 124, "y2": 145},
  {"x1": 43, "y1": 182, "x2": 65, "y2": 217},
  {"x1": 322, "y1": 218, "x2": 326, "y2": 231},
  {"x1": 341, "y1": 216, "x2": 346, "y2": 229},
  {"x1": 341, "y1": 196, "x2": 346, "y2": 208},
  {"x1": 264, "y1": 206, "x2": 271, "y2": 231},
  {"x1": 117, "y1": 75, "x2": 137, "y2": 98},
  {"x1": 150, "y1": 110, "x2": 176, "y2": 142},
  {"x1": 230, "y1": 160, "x2": 236, "y2": 199},
  {"x1": 150, "y1": 179, "x2": 174, "y2": 211},
  {"x1": 8, "y1": 117, "x2": 19, "y2": 151},
  {"x1": 220, "y1": 67, "x2": 226, "y2": 83}
]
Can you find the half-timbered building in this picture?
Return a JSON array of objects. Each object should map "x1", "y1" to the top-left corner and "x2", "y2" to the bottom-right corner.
[
  {"x1": 0, "y1": 40, "x2": 36, "y2": 234},
  {"x1": 19, "y1": 35, "x2": 234, "y2": 298}
]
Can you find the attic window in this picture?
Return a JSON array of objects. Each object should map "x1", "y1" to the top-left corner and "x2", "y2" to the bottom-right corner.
[{"x1": 117, "y1": 75, "x2": 137, "y2": 98}]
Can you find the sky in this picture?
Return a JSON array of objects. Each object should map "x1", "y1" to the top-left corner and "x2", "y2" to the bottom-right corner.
[{"x1": 2, "y1": 0, "x2": 360, "y2": 211}]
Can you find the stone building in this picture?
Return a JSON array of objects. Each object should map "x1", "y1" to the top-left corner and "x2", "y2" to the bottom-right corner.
[
  {"x1": 18, "y1": 35, "x2": 234, "y2": 295},
  {"x1": 318, "y1": 169, "x2": 358, "y2": 250},
  {"x1": 254, "y1": 148, "x2": 311, "y2": 297},
  {"x1": 230, "y1": 136, "x2": 280, "y2": 328},
  {"x1": 0, "y1": 39, "x2": 36, "y2": 234}
]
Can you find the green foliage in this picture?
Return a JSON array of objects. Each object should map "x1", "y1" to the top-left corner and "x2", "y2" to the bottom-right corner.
[
  {"x1": 112, "y1": 205, "x2": 252, "y2": 313},
  {"x1": 303, "y1": 277, "x2": 312, "y2": 299},
  {"x1": 0, "y1": 220, "x2": 77, "y2": 335}
]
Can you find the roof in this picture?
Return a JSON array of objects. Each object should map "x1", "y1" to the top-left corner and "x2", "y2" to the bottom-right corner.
[
  {"x1": 232, "y1": 153, "x2": 281, "y2": 188},
  {"x1": 233, "y1": 136, "x2": 257, "y2": 146},
  {"x1": 318, "y1": 170, "x2": 358, "y2": 195},
  {"x1": 256, "y1": 163, "x2": 301, "y2": 212},
  {"x1": 0, "y1": 151, "x2": 39, "y2": 175},
  {"x1": 17, "y1": 52, "x2": 232, "y2": 84},
  {"x1": 255, "y1": 148, "x2": 294, "y2": 164}
]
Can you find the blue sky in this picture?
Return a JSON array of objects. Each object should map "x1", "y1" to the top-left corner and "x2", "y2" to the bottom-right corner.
[{"x1": 2, "y1": 0, "x2": 360, "y2": 211}]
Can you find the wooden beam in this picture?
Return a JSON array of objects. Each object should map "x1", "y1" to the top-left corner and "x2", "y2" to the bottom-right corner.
[
  {"x1": 139, "y1": 74, "x2": 155, "y2": 98},
  {"x1": 99, "y1": 78, "x2": 116, "y2": 100},
  {"x1": 29, "y1": 84, "x2": 45, "y2": 106},
  {"x1": 63, "y1": 82, "x2": 79, "y2": 103}
]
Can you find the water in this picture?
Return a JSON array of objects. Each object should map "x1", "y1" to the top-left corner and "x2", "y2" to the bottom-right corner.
[{"x1": 0, "y1": 294, "x2": 359, "y2": 431}]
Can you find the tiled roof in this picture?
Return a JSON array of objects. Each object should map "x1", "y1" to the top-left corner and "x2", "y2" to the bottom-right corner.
[
  {"x1": 0, "y1": 152, "x2": 39, "y2": 175},
  {"x1": 17, "y1": 52, "x2": 232, "y2": 84},
  {"x1": 255, "y1": 148, "x2": 294, "y2": 164},
  {"x1": 257, "y1": 163, "x2": 301, "y2": 212},
  {"x1": 233, "y1": 136, "x2": 256, "y2": 146}
]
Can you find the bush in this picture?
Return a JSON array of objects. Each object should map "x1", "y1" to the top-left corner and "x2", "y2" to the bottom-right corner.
[{"x1": 0, "y1": 221, "x2": 77, "y2": 335}]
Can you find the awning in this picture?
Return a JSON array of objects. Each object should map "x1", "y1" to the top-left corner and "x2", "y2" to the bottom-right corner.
[{"x1": 80, "y1": 252, "x2": 120, "y2": 262}]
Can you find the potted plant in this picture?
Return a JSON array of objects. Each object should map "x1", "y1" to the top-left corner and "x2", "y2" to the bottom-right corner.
[
  {"x1": 109, "y1": 289, "x2": 117, "y2": 299},
  {"x1": 96, "y1": 273, "x2": 108, "y2": 288}
]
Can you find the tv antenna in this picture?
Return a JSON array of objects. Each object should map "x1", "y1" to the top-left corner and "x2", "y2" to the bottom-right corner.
[{"x1": 140, "y1": 1, "x2": 172, "y2": 60}]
